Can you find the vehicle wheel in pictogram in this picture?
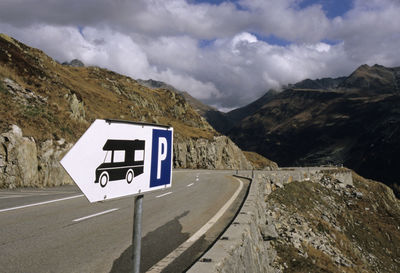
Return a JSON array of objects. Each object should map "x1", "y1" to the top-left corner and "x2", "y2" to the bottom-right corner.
[
  {"x1": 99, "y1": 172, "x2": 109, "y2": 187},
  {"x1": 126, "y1": 169, "x2": 134, "y2": 184}
]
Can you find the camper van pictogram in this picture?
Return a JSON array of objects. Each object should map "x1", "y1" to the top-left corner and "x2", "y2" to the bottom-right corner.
[{"x1": 95, "y1": 139, "x2": 145, "y2": 187}]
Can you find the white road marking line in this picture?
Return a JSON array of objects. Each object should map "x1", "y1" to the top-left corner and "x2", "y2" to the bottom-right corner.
[
  {"x1": 9, "y1": 192, "x2": 69, "y2": 197},
  {"x1": 148, "y1": 178, "x2": 244, "y2": 273},
  {"x1": 0, "y1": 194, "x2": 84, "y2": 213},
  {"x1": 0, "y1": 191, "x2": 76, "y2": 197},
  {"x1": 22, "y1": 190, "x2": 75, "y2": 194},
  {"x1": 156, "y1": 192, "x2": 172, "y2": 198},
  {"x1": 187, "y1": 183, "x2": 194, "y2": 187},
  {"x1": 73, "y1": 208, "x2": 119, "y2": 222},
  {"x1": 0, "y1": 195, "x2": 24, "y2": 199}
]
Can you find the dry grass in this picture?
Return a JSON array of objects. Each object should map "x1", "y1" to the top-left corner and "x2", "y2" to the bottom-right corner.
[
  {"x1": 268, "y1": 174, "x2": 400, "y2": 273},
  {"x1": 0, "y1": 34, "x2": 217, "y2": 143},
  {"x1": 243, "y1": 151, "x2": 278, "y2": 169}
]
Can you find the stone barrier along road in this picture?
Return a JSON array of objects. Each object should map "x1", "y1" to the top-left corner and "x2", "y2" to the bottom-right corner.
[
  {"x1": 188, "y1": 172, "x2": 278, "y2": 273},
  {"x1": 188, "y1": 168, "x2": 353, "y2": 273}
]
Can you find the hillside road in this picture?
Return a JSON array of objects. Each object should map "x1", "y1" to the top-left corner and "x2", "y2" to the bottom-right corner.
[{"x1": 0, "y1": 170, "x2": 249, "y2": 273}]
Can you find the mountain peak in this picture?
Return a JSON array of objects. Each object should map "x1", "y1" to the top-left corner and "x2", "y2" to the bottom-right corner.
[
  {"x1": 290, "y1": 77, "x2": 346, "y2": 90},
  {"x1": 0, "y1": 33, "x2": 20, "y2": 48},
  {"x1": 339, "y1": 64, "x2": 400, "y2": 93},
  {"x1": 136, "y1": 78, "x2": 179, "y2": 92},
  {"x1": 62, "y1": 59, "x2": 85, "y2": 67}
]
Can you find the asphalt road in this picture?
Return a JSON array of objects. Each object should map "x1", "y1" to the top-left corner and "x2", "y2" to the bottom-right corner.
[{"x1": 0, "y1": 170, "x2": 249, "y2": 273}]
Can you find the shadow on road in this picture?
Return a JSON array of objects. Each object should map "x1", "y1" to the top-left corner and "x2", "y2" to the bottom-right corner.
[{"x1": 110, "y1": 210, "x2": 190, "y2": 273}]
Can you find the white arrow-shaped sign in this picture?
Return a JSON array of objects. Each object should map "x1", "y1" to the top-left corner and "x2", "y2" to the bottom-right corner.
[{"x1": 61, "y1": 119, "x2": 173, "y2": 202}]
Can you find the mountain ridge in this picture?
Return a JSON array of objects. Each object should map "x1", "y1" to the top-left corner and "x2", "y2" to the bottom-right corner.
[{"x1": 221, "y1": 64, "x2": 400, "y2": 196}]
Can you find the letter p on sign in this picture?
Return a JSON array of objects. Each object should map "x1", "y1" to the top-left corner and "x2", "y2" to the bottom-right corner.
[
  {"x1": 157, "y1": 137, "x2": 167, "y2": 179},
  {"x1": 150, "y1": 129, "x2": 172, "y2": 188}
]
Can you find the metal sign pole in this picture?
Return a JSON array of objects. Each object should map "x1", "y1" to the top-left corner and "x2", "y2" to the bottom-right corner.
[{"x1": 132, "y1": 194, "x2": 144, "y2": 273}]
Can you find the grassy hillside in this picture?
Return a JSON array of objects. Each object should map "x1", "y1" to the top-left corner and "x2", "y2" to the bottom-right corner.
[{"x1": 0, "y1": 33, "x2": 216, "y2": 144}]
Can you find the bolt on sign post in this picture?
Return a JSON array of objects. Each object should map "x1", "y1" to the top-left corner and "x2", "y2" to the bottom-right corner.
[{"x1": 60, "y1": 119, "x2": 173, "y2": 273}]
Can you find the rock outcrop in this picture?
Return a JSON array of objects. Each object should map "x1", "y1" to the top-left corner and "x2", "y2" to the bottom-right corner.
[
  {"x1": 174, "y1": 136, "x2": 253, "y2": 170},
  {"x1": 0, "y1": 125, "x2": 73, "y2": 188},
  {"x1": 67, "y1": 93, "x2": 86, "y2": 121},
  {"x1": 0, "y1": 125, "x2": 38, "y2": 188},
  {"x1": 38, "y1": 138, "x2": 73, "y2": 187},
  {"x1": 62, "y1": 59, "x2": 85, "y2": 67}
]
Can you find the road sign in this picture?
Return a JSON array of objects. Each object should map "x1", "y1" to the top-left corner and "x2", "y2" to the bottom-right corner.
[{"x1": 61, "y1": 119, "x2": 173, "y2": 202}]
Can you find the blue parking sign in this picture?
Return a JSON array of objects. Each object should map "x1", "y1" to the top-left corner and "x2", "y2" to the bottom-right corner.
[{"x1": 150, "y1": 129, "x2": 172, "y2": 188}]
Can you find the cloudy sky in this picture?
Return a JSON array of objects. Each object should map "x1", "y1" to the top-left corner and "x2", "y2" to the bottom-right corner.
[{"x1": 1, "y1": 0, "x2": 400, "y2": 111}]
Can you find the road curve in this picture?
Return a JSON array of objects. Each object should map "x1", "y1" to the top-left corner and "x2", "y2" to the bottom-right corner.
[{"x1": 0, "y1": 170, "x2": 249, "y2": 273}]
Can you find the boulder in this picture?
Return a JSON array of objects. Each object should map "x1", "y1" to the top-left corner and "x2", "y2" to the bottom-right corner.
[
  {"x1": 0, "y1": 125, "x2": 73, "y2": 188},
  {"x1": 0, "y1": 125, "x2": 38, "y2": 188},
  {"x1": 173, "y1": 136, "x2": 253, "y2": 170},
  {"x1": 68, "y1": 93, "x2": 86, "y2": 121},
  {"x1": 38, "y1": 139, "x2": 73, "y2": 187}
]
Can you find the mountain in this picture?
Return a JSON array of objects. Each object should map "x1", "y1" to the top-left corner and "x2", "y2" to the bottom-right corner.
[
  {"x1": 137, "y1": 78, "x2": 234, "y2": 133},
  {"x1": 203, "y1": 78, "x2": 344, "y2": 134},
  {"x1": 225, "y1": 89, "x2": 279, "y2": 126},
  {"x1": 62, "y1": 59, "x2": 85, "y2": 67},
  {"x1": 0, "y1": 34, "x2": 258, "y2": 189},
  {"x1": 137, "y1": 78, "x2": 180, "y2": 93},
  {"x1": 135, "y1": 79, "x2": 277, "y2": 169},
  {"x1": 137, "y1": 78, "x2": 213, "y2": 114},
  {"x1": 225, "y1": 64, "x2": 400, "y2": 196},
  {"x1": 289, "y1": 76, "x2": 346, "y2": 90},
  {"x1": 339, "y1": 64, "x2": 400, "y2": 93}
]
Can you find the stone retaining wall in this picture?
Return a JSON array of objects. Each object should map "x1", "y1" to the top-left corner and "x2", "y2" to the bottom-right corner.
[{"x1": 188, "y1": 173, "x2": 279, "y2": 273}]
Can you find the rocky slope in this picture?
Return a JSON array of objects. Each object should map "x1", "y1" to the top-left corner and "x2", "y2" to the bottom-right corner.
[
  {"x1": 267, "y1": 170, "x2": 400, "y2": 273},
  {"x1": 138, "y1": 78, "x2": 234, "y2": 133},
  {"x1": 224, "y1": 89, "x2": 279, "y2": 129},
  {"x1": 191, "y1": 168, "x2": 400, "y2": 273},
  {"x1": 223, "y1": 64, "x2": 400, "y2": 196},
  {"x1": 242, "y1": 151, "x2": 278, "y2": 170},
  {"x1": 288, "y1": 76, "x2": 346, "y2": 90},
  {"x1": 0, "y1": 34, "x2": 254, "y2": 188}
]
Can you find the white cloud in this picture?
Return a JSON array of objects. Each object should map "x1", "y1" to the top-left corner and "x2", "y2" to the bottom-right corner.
[
  {"x1": 329, "y1": 0, "x2": 400, "y2": 67},
  {"x1": 1, "y1": 0, "x2": 400, "y2": 110},
  {"x1": 231, "y1": 32, "x2": 258, "y2": 54},
  {"x1": 157, "y1": 69, "x2": 221, "y2": 100},
  {"x1": 79, "y1": 28, "x2": 152, "y2": 80},
  {"x1": 143, "y1": 35, "x2": 200, "y2": 72},
  {"x1": 237, "y1": 0, "x2": 331, "y2": 42}
]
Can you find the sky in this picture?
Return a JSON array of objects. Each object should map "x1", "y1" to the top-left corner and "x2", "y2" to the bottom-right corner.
[{"x1": 1, "y1": 0, "x2": 400, "y2": 111}]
